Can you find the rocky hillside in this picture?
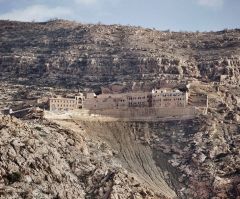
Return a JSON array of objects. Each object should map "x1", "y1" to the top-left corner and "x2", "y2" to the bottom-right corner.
[
  {"x1": 0, "y1": 20, "x2": 240, "y2": 87},
  {"x1": 0, "y1": 115, "x2": 167, "y2": 199},
  {"x1": 0, "y1": 20, "x2": 240, "y2": 199},
  {"x1": 79, "y1": 114, "x2": 240, "y2": 199}
]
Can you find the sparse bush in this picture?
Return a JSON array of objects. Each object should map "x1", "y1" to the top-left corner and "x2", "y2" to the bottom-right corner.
[
  {"x1": 35, "y1": 126, "x2": 42, "y2": 131},
  {"x1": 5, "y1": 172, "x2": 22, "y2": 184}
]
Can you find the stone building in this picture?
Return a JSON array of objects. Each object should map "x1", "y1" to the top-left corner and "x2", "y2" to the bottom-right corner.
[
  {"x1": 83, "y1": 89, "x2": 188, "y2": 110},
  {"x1": 49, "y1": 94, "x2": 84, "y2": 111},
  {"x1": 48, "y1": 89, "x2": 188, "y2": 112},
  {"x1": 188, "y1": 92, "x2": 208, "y2": 114}
]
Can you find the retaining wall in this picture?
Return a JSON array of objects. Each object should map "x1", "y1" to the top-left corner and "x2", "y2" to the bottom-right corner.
[{"x1": 88, "y1": 106, "x2": 196, "y2": 120}]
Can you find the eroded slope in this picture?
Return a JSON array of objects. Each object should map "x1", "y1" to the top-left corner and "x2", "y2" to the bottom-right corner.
[
  {"x1": 78, "y1": 116, "x2": 240, "y2": 199},
  {"x1": 0, "y1": 115, "x2": 166, "y2": 199}
]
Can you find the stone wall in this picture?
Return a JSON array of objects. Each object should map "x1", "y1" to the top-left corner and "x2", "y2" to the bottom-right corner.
[
  {"x1": 88, "y1": 106, "x2": 196, "y2": 120},
  {"x1": 49, "y1": 98, "x2": 77, "y2": 111}
]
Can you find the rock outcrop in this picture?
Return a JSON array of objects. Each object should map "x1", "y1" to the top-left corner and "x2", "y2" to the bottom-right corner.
[
  {"x1": 0, "y1": 20, "x2": 240, "y2": 87},
  {"x1": 0, "y1": 115, "x2": 165, "y2": 199},
  {"x1": 80, "y1": 115, "x2": 240, "y2": 199}
]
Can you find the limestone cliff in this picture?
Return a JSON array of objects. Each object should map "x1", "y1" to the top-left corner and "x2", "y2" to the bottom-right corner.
[{"x1": 0, "y1": 20, "x2": 240, "y2": 87}]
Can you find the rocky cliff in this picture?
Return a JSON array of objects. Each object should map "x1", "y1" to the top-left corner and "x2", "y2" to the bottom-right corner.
[
  {"x1": 79, "y1": 115, "x2": 240, "y2": 199},
  {"x1": 0, "y1": 20, "x2": 240, "y2": 88}
]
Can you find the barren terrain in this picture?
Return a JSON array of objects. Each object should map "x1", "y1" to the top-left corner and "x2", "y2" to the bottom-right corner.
[{"x1": 0, "y1": 20, "x2": 240, "y2": 199}]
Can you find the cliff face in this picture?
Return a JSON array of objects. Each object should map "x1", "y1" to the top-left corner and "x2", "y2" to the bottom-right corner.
[
  {"x1": 80, "y1": 117, "x2": 240, "y2": 199},
  {"x1": 81, "y1": 121, "x2": 178, "y2": 199},
  {"x1": 0, "y1": 20, "x2": 240, "y2": 87}
]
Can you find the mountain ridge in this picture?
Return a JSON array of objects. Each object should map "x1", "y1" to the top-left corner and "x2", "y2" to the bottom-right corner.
[{"x1": 0, "y1": 19, "x2": 239, "y2": 88}]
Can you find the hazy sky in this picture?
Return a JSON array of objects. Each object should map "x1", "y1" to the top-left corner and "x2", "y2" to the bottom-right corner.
[{"x1": 0, "y1": 0, "x2": 239, "y2": 31}]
